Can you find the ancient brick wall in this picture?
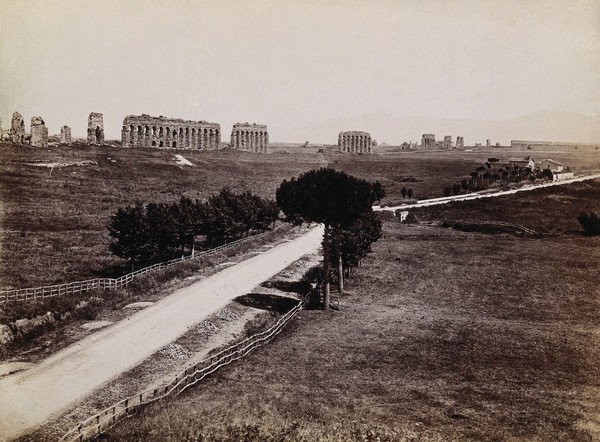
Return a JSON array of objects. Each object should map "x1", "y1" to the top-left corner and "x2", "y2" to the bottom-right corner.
[
  {"x1": 87, "y1": 113, "x2": 104, "y2": 144},
  {"x1": 421, "y1": 133, "x2": 435, "y2": 150},
  {"x1": 230, "y1": 123, "x2": 268, "y2": 153},
  {"x1": 10, "y1": 112, "x2": 26, "y2": 144},
  {"x1": 443, "y1": 135, "x2": 452, "y2": 149},
  {"x1": 338, "y1": 130, "x2": 372, "y2": 153},
  {"x1": 121, "y1": 115, "x2": 221, "y2": 149},
  {"x1": 30, "y1": 116, "x2": 48, "y2": 147},
  {"x1": 60, "y1": 126, "x2": 72, "y2": 144}
]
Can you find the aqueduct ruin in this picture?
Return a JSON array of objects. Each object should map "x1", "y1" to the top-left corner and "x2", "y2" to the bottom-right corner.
[
  {"x1": 338, "y1": 131, "x2": 372, "y2": 153},
  {"x1": 87, "y1": 113, "x2": 104, "y2": 144},
  {"x1": 121, "y1": 115, "x2": 221, "y2": 149},
  {"x1": 230, "y1": 123, "x2": 268, "y2": 153}
]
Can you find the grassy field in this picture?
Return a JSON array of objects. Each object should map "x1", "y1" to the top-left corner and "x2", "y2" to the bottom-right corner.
[
  {"x1": 410, "y1": 179, "x2": 600, "y2": 234},
  {"x1": 101, "y1": 220, "x2": 600, "y2": 441},
  {"x1": 2, "y1": 142, "x2": 598, "y2": 440},
  {"x1": 1, "y1": 142, "x2": 597, "y2": 289}
]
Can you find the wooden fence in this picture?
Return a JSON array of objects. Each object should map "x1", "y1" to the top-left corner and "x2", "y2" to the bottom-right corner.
[
  {"x1": 1, "y1": 225, "x2": 287, "y2": 304},
  {"x1": 58, "y1": 299, "x2": 306, "y2": 442}
]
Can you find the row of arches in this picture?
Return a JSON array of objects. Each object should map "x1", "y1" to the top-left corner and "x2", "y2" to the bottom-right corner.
[
  {"x1": 121, "y1": 124, "x2": 220, "y2": 149},
  {"x1": 338, "y1": 133, "x2": 372, "y2": 153},
  {"x1": 230, "y1": 129, "x2": 268, "y2": 153}
]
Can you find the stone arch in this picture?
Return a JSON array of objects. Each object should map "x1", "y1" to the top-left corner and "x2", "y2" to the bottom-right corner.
[
  {"x1": 152, "y1": 141, "x2": 156, "y2": 146},
  {"x1": 173, "y1": 141, "x2": 177, "y2": 148},
  {"x1": 160, "y1": 140, "x2": 164, "y2": 147}
]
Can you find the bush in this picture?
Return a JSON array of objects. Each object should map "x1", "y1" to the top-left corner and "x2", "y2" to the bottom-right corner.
[{"x1": 577, "y1": 211, "x2": 600, "y2": 235}]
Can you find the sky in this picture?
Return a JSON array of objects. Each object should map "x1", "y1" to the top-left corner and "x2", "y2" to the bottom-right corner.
[{"x1": 0, "y1": 0, "x2": 599, "y2": 143}]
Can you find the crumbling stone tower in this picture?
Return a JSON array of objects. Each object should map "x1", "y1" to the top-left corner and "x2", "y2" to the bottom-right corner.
[
  {"x1": 10, "y1": 112, "x2": 26, "y2": 144},
  {"x1": 456, "y1": 136, "x2": 464, "y2": 149},
  {"x1": 443, "y1": 135, "x2": 452, "y2": 149},
  {"x1": 338, "y1": 131, "x2": 372, "y2": 153},
  {"x1": 60, "y1": 126, "x2": 72, "y2": 144},
  {"x1": 230, "y1": 123, "x2": 269, "y2": 153},
  {"x1": 30, "y1": 117, "x2": 49, "y2": 147},
  {"x1": 87, "y1": 112, "x2": 104, "y2": 144}
]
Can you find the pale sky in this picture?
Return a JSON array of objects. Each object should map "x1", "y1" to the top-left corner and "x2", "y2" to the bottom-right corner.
[{"x1": 1, "y1": 0, "x2": 599, "y2": 142}]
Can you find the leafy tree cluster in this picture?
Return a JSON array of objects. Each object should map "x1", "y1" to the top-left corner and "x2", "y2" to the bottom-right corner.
[
  {"x1": 400, "y1": 186, "x2": 414, "y2": 201},
  {"x1": 577, "y1": 211, "x2": 600, "y2": 235},
  {"x1": 108, "y1": 190, "x2": 279, "y2": 270},
  {"x1": 326, "y1": 212, "x2": 382, "y2": 278},
  {"x1": 276, "y1": 168, "x2": 384, "y2": 309},
  {"x1": 443, "y1": 158, "x2": 556, "y2": 196}
]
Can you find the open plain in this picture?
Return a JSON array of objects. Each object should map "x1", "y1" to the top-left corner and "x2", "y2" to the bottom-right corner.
[{"x1": 1, "y1": 142, "x2": 599, "y2": 441}]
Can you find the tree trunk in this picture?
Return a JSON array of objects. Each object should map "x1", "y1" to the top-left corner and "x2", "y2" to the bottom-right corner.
[
  {"x1": 335, "y1": 227, "x2": 344, "y2": 296},
  {"x1": 322, "y1": 224, "x2": 330, "y2": 310}
]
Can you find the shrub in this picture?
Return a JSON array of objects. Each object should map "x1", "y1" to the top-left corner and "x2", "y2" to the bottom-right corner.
[{"x1": 577, "y1": 211, "x2": 600, "y2": 235}]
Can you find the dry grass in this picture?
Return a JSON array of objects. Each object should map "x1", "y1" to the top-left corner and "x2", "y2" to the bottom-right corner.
[
  {"x1": 1, "y1": 142, "x2": 596, "y2": 289},
  {"x1": 411, "y1": 179, "x2": 600, "y2": 233},
  {"x1": 101, "y1": 221, "x2": 600, "y2": 441}
]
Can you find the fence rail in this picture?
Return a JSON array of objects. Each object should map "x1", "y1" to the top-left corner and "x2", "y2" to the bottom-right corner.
[
  {"x1": 58, "y1": 299, "x2": 306, "y2": 442},
  {"x1": 1, "y1": 225, "x2": 288, "y2": 304}
]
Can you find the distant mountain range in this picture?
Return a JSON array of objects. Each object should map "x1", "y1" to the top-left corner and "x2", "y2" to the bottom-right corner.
[{"x1": 276, "y1": 111, "x2": 600, "y2": 146}]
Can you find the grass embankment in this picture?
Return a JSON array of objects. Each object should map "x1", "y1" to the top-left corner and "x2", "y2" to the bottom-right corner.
[
  {"x1": 410, "y1": 179, "x2": 600, "y2": 234},
  {"x1": 104, "y1": 223, "x2": 600, "y2": 440}
]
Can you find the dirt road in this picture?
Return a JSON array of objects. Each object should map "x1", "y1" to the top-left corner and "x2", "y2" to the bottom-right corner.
[
  {"x1": 0, "y1": 225, "x2": 324, "y2": 441},
  {"x1": 374, "y1": 173, "x2": 600, "y2": 211}
]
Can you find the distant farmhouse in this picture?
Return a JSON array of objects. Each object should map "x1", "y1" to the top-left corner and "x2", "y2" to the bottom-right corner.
[
  {"x1": 509, "y1": 156, "x2": 535, "y2": 170},
  {"x1": 507, "y1": 156, "x2": 573, "y2": 181}
]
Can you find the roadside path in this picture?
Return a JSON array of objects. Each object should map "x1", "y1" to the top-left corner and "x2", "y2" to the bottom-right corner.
[
  {"x1": 374, "y1": 173, "x2": 600, "y2": 211},
  {"x1": 0, "y1": 225, "x2": 324, "y2": 441}
]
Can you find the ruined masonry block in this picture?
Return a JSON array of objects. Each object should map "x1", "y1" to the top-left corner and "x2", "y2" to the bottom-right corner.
[
  {"x1": 121, "y1": 114, "x2": 221, "y2": 149},
  {"x1": 30, "y1": 116, "x2": 48, "y2": 147},
  {"x1": 10, "y1": 112, "x2": 26, "y2": 144},
  {"x1": 60, "y1": 126, "x2": 72, "y2": 144},
  {"x1": 87, "y1": 112, "x2": 104, "y2": 145},
  {"x1": 230, "y1": 123, "x2": 269, "y2": 153}
]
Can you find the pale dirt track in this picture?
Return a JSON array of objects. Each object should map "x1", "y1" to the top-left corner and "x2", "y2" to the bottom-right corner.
[{"x1": 0, "y1": 225, "x2": 324, "y2": 442}]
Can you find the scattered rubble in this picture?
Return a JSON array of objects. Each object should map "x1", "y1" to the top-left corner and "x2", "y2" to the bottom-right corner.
[
  {"x1": 195, "y1": 320, "x2": 220, "y2": 335},
  {"x1": 159, "y1": 343, "x2": 192, "y2": 360},
  {"x1": 123, "y1": 302, "x2": 154, "y2": 309},
  {"x1": 81, "y1": 321, "x2": 112, "y2": 331},
  {"x1": 215, "y1": 308, "x2": 239, "y2": 322}
]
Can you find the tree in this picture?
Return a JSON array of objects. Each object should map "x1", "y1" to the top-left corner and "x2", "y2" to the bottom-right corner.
[
  {"x1": 487, "y1": 157, "x2": 499, "y2": 173},
  {"x1": 460, "y1": 178, "x2": 469, "y2": 193},
  {"x1": 470, "y1": 171, "x2": 479, "y2": 190},
  {"x1": 443, "y1": 186, "x2": 451, "y2": 197},
  {"x1": 107, "y1": 202, "x2": 148, "y2": 271},
  {"x1": 577, "y1": 211, "x2": 600, "y2": 235},
  {"x1": 407, "y1": 188, "x2": 414, "y2": 200},
  {"x1": 276, "y1": 168, "x2": 379, "y2": 309},
  {"x1": 145, "y1": 202, "x2": 179, "y2": 262},
  {"x1": 452, "y1": 182, "x2": 461, "y2": 195},
  {"x1": 170, "y1": 196, "x2": 206, "y2": 256},
  {"x1": 401, "y1": 186, "x2": 407, "y2": 200},
  {"x1": 327, "y1": 212, "x2": 382, "y2": 278},
  {"x1": 371, "y1": 181, "x2": 385, "y2": 204}
]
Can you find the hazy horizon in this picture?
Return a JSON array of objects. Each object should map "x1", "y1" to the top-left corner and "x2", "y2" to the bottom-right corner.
[{"x1": 1, "y1": 0, "x2": 599, "y2": 144}]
